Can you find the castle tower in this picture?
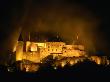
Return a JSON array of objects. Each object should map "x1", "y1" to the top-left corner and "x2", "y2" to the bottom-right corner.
[{"x1": 16, "y1": 33, "x2": 24, "y2": 61}]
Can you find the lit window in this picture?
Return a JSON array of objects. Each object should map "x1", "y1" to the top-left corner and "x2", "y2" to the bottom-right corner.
[{"x1": 31, "y1": 44, "x2": 37, "y2": 51}]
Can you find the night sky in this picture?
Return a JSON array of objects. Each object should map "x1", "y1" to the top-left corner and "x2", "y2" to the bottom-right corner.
[{"x1": 0, "y1": 0, "x2": 110, "y2": 61}]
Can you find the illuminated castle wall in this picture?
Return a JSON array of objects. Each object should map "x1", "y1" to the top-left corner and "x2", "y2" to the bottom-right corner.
[
  {"x1": 16, "y1": 41, "x2": 24, "y2": 61},
  {"x1": 15, "y1": 41, "x2": 86, "y2": 63}
]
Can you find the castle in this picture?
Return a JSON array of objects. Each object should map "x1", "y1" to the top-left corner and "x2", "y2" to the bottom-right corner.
[
  {"x1": 12, "y1": 32, "x2": 109, "y2": 72},
  {"x1": 15, "y1": 39, "x2": 86, "y2": 63}
]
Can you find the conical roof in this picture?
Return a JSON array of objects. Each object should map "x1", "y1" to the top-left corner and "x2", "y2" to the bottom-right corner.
[{"x1": 18, "y1": 33, "x2": 23, "y2": 41}]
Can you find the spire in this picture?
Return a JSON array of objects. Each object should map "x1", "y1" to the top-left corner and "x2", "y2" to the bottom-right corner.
[
  {"x1": 74, "y1": 33, "x2": 80, "y2": 45},
  {"x1": 29, "y1": 32, "x2": 30, "y2": 41},
  {"x1": 56, "y1": 32, "x2": 60, "y2": 41},
  {"x1": 76, "y1": 33, "x2": 79, "y2": 40},
  {"x1": 18, "y1": 32, "x2": 23, "y2": 41}
]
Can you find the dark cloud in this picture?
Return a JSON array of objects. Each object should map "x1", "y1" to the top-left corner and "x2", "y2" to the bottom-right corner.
[{"x1": 21, "y1": 0, "x2": 99, "y2": 52}]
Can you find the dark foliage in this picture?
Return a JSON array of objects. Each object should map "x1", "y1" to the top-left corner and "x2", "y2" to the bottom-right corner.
[{"x1": 0, "y1": 60, "x2": 110, "y2": 81}]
